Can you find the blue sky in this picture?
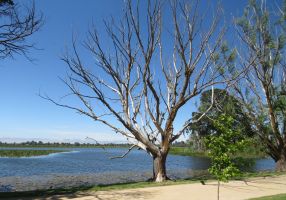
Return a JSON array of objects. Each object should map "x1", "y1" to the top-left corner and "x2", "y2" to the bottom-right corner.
[{"x1": 0, "y1": 0, "x2": 269, "y2": 143}]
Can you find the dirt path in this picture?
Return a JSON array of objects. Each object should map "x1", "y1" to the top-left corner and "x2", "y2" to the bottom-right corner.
[{"x1": 8, "y1": 175, "x2": 286, "y2": 200}]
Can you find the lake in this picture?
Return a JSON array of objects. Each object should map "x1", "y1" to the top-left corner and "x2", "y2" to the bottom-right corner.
[
  {"x1": 0, "y1": 147, "x2": 275, "y2": 177},
  {"x1": 0, "y1": 147, "x2": 276, "y2": 192}
]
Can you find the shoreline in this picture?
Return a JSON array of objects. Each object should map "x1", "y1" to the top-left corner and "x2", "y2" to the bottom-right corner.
[
  {"x1": 0, "y1": 170, "x2": 280, "y2": 193},
  {"x1": 0, "y1": 170, "x2": 209, "y2": 193},
  {"x1": 0, "y1": 172, "x2": 285, "y2": 199}
]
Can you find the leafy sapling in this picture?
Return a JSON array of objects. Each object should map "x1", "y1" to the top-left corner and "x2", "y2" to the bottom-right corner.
[{"x1": 205, "y1": 114, "x2": 246, "y2": 200}]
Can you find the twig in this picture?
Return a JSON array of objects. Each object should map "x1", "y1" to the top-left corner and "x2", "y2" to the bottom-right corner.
[
  {"x1": 109, "y1": 144, "x2": 136, "y2": 159},
  {"x1": 86, "y1": 136, "x2": 106, "y2": 150}
]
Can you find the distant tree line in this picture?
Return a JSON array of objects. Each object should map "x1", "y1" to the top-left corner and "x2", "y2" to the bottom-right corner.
[{"x1": 0, "y1": 141, "x2": 130, "y2": 147}]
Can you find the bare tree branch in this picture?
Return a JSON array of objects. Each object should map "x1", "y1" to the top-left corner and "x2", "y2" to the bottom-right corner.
[
  {"x1": 110, "y1": 144, "x2": 136, "y2": 159},
  {"x1": 0, "y1": 1, "x2": 43, "y2": 60}
]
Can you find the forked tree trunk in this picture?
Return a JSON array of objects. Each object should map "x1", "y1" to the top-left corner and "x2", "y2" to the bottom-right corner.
[
  {"x1": 276, "y1": 153, "x2": 286, "y2": 172},
  {"x1": 153, "y1": 154, "x2": 168, "y2": 182}
]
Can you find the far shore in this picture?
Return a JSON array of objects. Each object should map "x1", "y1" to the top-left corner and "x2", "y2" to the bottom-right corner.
[{"x1": 0, "y1": 145, "x2": 266, "y2": 159}]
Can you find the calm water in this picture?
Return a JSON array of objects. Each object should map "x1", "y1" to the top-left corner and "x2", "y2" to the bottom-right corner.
[{"x1": 0, "y1": 148, "x2": 275, "y2": 178}]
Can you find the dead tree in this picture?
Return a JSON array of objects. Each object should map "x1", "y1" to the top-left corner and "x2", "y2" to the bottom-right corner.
[
  {"x1": 46, "y1": 0, "x2": 235, "y2": 181},
  {"x1": 227, "y1": 0, "x2": 286, "y2": 171},
  {"x1": 0, "y1": 0, "x2": 42, "y2": 59}
]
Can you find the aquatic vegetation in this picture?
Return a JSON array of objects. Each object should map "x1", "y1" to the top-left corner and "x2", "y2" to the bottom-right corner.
[{"x1": 0, "y1": 150, "x2": 66, "y2": 157}]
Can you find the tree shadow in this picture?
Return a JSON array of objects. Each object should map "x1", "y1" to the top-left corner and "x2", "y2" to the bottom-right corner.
[
  {"x1": 0, "y1": 185, "x2": 93, "y2": 200},
  {"x1": 2, "y1": 189, "x2": 153, "y2": 200},
  {"x1": 93, "y1": 190, "x2": 154, "y2": 200},
  {"x1": 0, "y1": 180, "x2": 154, "y2": 200}
]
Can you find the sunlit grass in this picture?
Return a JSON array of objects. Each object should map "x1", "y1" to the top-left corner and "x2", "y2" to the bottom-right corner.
[{"x1": 249, "y1": 193, "x2": 286, "y2": 200}]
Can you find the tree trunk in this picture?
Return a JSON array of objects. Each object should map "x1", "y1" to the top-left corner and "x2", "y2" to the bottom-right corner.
[
  {"x1": 153, "y1": 154, "x2": 168, "y2": 182},
  {"x1": 276, "y1": 153, "x2": 286, "y2": 172},
  {"x1": 217, "y1": 180, "x2": 220, "y2": 200}
]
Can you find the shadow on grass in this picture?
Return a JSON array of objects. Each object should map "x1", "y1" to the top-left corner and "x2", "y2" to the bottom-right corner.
[
  {"x1": 0, "y1": 177, "x2": 202, "y2": 200},
  {"x1": 0, "y1": 180, "x2": 158, "y2": 199},
  {"x1": 0, "y1": 185, "x2": 92, "y2": 199}
]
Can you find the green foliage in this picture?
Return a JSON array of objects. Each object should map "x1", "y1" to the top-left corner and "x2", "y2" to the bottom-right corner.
[
  {"x1": 188, "y1": 89, "x2": 254, "y2": 140},
  {"x1": 187, "y1": 89, "x2": 257, "y2": 154},
  {"x1": 236, "y1": 137, "x2": 266, "y2": 159},
  {"x1": 205, "y1": 114, "x2": 246, "y2": 182},
  {"x1": 211, "y1": 41, "x2": 237, "y2": 76},
  {"x1": 236, "y1": 0, "x2": 286, "y2": 71}
]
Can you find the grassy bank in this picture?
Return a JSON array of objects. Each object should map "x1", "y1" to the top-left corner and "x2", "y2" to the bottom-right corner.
[
  {"x1": 0, "y1": 150, "x2": 67, "y2": 157},
  {"x1": 249, "y1": 193, "x2": 286, "y2": 200}
]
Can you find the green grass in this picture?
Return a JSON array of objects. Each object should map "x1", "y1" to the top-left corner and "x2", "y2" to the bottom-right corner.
[
  {"x1": 88, "y1": 177, "x2": 205, "y2": 192},
  {"x1": 249, "y1": 193, "x2": 286, "y2": 200},
  {"x1": 235, "y1": 171, "x2": 286, "y2": 179},
  {"x1": 0, "y1": 150, "x2": 67, "y2": 157}
]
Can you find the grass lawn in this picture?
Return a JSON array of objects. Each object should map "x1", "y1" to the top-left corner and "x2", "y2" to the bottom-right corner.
[
  {"x1": 0, "y1": 150, "x2": 67, "y2": 157},
  {"x1": 249, "y1": 193, "x2": 286, "y2": 200}
]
